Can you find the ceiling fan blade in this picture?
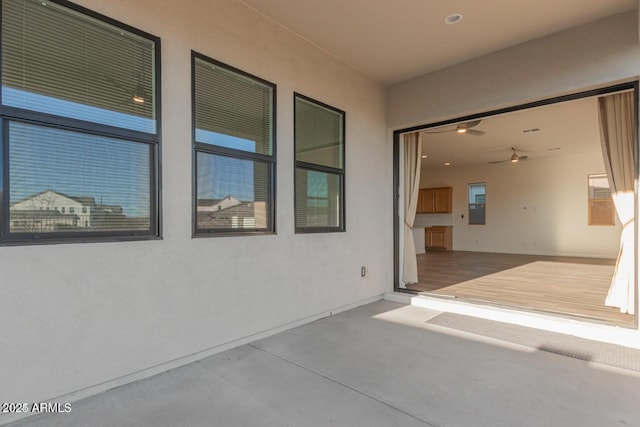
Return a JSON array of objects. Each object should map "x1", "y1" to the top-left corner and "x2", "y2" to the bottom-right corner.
[
  {"x1": 424, "y1": 119, "x2": 483, "y2": 135},
  {"x1": 464, "y1": 119, "x2": 481, "y2": 129},
  {"x1": 518, "y1": 155, "x2": 529, "y2": 161},
  {"x1": 488, "y1": 159, "x2": 508, "y2": 164},
  {"x1": 423, "y1": 127, "x2": 456, "y2": 134}
]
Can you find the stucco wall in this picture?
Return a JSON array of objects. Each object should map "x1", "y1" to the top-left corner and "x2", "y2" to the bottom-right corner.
[
  {"x1": 0, "y1": 0, "x2": 390, "y2": 408},
  {"x1": 388, "y1": 11, "x2": 640, "y2": 130}
]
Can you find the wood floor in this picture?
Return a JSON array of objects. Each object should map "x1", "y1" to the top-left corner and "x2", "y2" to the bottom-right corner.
[{"x1": 407, "y1": 251, "x2": 635, "y2": 326}]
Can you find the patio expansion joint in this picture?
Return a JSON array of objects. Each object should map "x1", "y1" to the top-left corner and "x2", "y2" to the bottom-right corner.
[{"x1": 247, "y1": 343, "x2": 440, "y2": 427}]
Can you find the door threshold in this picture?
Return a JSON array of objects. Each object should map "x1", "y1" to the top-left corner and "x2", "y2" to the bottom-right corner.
[
  {"x1": 385, "y1": 291, "x2": 640, "y2": 349},
  {"x1": 418, "y1": 291, "x2": 632, "y2": 327}
]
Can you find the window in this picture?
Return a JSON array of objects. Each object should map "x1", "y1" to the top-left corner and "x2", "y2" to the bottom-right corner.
[
  {"x1": 468, "y1": 183, "x2": 486, "y2": 225},
  {"x1": 588, "y1": 174, "x2": 615, "y2": 226},
  {"x1": 192, "y1": 52, "x2": 275, "y2": 235},
  {"x1": 1, "y1": 0, "x2": 160, "y2": 242},
  {"x1": 294, "y1": 93, "x2": 345, "y2": 232}
]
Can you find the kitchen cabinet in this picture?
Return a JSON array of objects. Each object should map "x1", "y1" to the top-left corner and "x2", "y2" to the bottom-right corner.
[
  {"x1": 425, "y1": 226, "x2": 452, "y2": 251},
  {"x1": 418, "y1": 187, "x2": 452, "y2": 213}
]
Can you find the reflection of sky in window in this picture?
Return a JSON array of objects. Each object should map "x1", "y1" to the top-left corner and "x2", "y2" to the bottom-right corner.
[
  {"x1": 195, "y1": 129, "x2": 256, "y2": 153},
  {"x1": 2, "y1": 87, "x2": 155, "y2": 133},
  {"x1": 9, "y1": 122, "x2": 151, "y2": 217},
  {"x1": 197, "y1": 153, "x2": 255, "y2": 201}
]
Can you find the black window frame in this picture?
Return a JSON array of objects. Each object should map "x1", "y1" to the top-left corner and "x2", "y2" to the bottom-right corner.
[
  {"x1": 294, "y1": 92, "x2": 345, "y2": 233},
  {"x1": 191, "y1": 51, "x2": 277, "y2": 237},
  {"x1": 0, "y1": 0, "x2": 162, "y2": 245}
]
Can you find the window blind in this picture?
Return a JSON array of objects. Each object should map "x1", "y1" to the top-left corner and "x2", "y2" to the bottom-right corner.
[
  {"x1": 194, "y1": 58, "x2": 273, "y2": 155},
  {"x1": 2, "y1": 0, "x2": 156, "y2": 133},
  {"x1": 295, "y1": 96, "x2": 343, "y2": 169}
]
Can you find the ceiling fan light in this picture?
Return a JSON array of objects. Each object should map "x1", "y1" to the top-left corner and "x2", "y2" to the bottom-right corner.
[
  {"x1": 131, "y1": 71, "x2": 147, "y2": 105},
  {"x1": 132, "y1": 82, "x2": 146, "y2": 104},
  {"x1": 444, "y1": 13, "x2": 463, "y2": 25},
  {"x1": 457, "y1": 128, "x2": 467, "y2": 134}
]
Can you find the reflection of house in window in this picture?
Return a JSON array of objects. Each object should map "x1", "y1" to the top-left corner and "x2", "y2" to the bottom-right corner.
[
  {"x1": 10, "y1": 190, "x2": 91, "y2": 232},
  {"x1": 197, "y1": 195, "x2": 267, "y2": 229},
  {"x1": 9, "y1": 189, "x2": 136, "y2": 232}
]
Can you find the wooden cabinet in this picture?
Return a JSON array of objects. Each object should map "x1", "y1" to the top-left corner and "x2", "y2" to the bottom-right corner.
[
  {"x1": 419, "y1": 189, "x2": 434, "y2": 213},
  {"x1": 417, "y1": 187, "x2": 452, "y2": 213},
  {"x1": 425, "y1": 226, "x2": 452, "y2": 251}
]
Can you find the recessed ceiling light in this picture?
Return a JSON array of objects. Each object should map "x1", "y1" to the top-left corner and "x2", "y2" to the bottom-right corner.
[
  {"x1": 444, "y1": 162, "x2": 451, "y2": 166},
  {"x1": 444, "y1": 13, "x2": 463, "y2": 25},
  {"x1": 421, "y1": 155, "x2": 428, "y2": 159}
]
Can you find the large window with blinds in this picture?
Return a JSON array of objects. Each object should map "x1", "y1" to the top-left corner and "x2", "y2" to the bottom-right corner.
[
  {"x1": 192, "y1": 52, "x2": 276, "y2": 235},
  {"x1": 0, "y1": 0, "x2": 160, "y2": 243},
  {"x1": 294, "y1": 93, "x2": 345, "y2": 232}
]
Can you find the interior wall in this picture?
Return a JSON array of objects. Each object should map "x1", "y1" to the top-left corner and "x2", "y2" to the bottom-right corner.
[
  {"x1": 0, "y1": 0, "x2": 389, "y2": 406},
  {"x1": 416, "y1": 153, "x2": 622, "y2": 258}
]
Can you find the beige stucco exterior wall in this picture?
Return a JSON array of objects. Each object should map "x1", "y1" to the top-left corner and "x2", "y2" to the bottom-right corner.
[
  {"x1": 388, "y1": 11, "x2": 640, "y2": 130},
  {"x1": 0, "y1": 0, "x2": 390, "y2": 409}
]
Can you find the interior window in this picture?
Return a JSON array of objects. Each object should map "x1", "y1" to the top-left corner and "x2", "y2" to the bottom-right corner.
[
  {"x1": 588, "y1": 174, "x2": 615, "y2": 226},
  {"x1": 468, "y1": 183, "x2": 486, "y2": 225}
]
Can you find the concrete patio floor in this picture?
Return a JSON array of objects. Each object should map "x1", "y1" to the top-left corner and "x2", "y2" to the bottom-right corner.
[{"x1": 6, "y1": 300, "x2": 640, "y2": 427}]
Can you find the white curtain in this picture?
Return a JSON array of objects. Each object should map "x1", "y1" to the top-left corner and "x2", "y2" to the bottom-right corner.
[
  {"x1": 599, "y1": 92, "x2": 636, "y2": 315},
  {"x1": 402, "y1": 132, "x2": 422, "y2": 285}
]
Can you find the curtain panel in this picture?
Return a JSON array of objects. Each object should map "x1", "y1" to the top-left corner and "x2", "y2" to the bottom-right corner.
[
  {"x1": 402, "y1": 132, "x2": 422, "y2": 285},
  {"x1": 599, "y1": 91, "x2": 636, "y2": 315}
]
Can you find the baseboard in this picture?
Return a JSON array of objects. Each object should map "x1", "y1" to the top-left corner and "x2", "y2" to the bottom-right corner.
[{"x1": 0, "y1": 294, "x2": 384, "y2": 426}]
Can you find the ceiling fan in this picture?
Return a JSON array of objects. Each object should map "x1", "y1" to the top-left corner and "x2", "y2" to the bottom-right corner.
[
  {"x1": 424, "y1": 119, "x2": 485, "y2": 136},
  {"x1": 489, "y1": 147, "x2": 529, "y2": 164}
]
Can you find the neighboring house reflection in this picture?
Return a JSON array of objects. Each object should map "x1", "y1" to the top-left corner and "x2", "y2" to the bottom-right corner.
[
  {"x1": 198, "y1": 195, "x2": 267, "y2": 229},
  {"x1": 9, "y1": 189, "x2": 139, "y2": 232}
]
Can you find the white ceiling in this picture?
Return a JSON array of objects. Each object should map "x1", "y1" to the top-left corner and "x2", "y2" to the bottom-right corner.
[
  {"x1": 239, "y1": 0, "x2": 637, "y2": 84},
  {"x1": 419, "y1": 95, "x2": 603, "y2": 169}
]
